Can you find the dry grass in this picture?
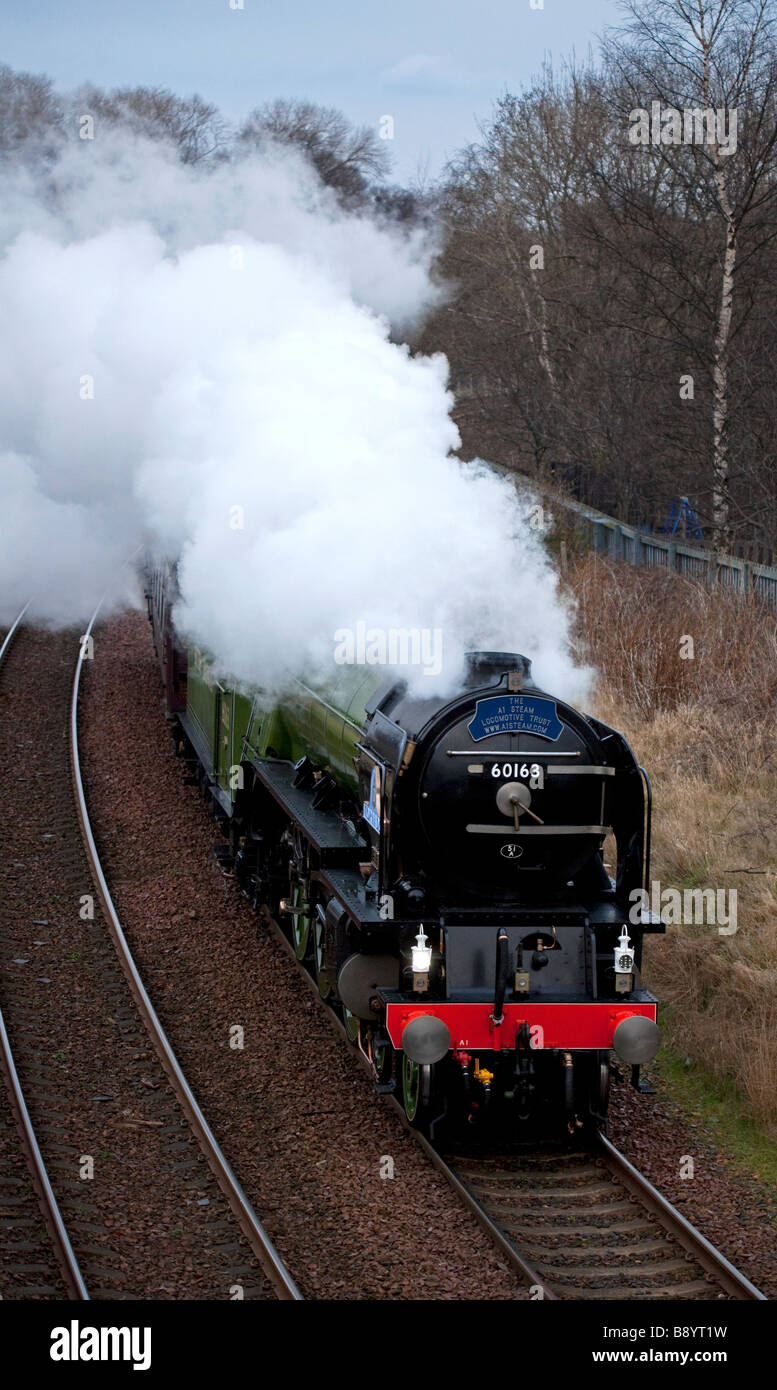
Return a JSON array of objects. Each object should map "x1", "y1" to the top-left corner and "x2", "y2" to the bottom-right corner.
[{"x1": 569, "y1": 555, "x2": 777, "y2": 1127}]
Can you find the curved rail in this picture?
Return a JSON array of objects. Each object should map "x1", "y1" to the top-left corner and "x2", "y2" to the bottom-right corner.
[
  {"x1": 0, "y1": 1008, "x2": 89, "y2": 1300},
  {"x1": 404, "y1": 1115, "x2": 556, "y2": 1298},
  {"x1": 0, "y1": 602, "x2": 30, "y2": 664},
  {"x1": 0, "y1": 604, "x2": 89, "y2": 1300},
  {"x1": 597, "y1": 1132, "x2": 765, "y2": 1301},
  {"x1": 71, "y1": 605, "x2": 302, "y2": 1302}
]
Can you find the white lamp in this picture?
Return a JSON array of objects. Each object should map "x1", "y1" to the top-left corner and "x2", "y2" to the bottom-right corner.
[{"x1": 412, "y1": 927, "x2": 432, "y2": 992}]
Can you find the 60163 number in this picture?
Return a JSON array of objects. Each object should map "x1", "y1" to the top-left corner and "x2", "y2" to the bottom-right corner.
[{"x1": 490, "y1": 762, "x2": 541, "y2": 780}]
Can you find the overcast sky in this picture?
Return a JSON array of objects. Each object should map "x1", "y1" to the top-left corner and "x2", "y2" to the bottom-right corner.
[{"x1": 5, "y1": 0, "x2": 620, "y2": 180}]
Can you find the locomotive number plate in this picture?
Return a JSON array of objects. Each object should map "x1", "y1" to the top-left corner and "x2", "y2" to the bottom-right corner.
[{"x1": 489, "y1": 761, "x2": 544, "y2": 786}]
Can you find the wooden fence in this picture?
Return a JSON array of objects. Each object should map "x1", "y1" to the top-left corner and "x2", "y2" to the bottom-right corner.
[{"x1": 550, "y1": 495, "x2": 777, "y2": 606}]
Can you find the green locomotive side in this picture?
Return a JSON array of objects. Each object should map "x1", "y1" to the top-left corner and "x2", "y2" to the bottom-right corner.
[
  {"x1": 184, "y1": 648, "x2": 217, "y2": 770},
  {"x1": 185, "y1": 644, "x2": 386, "y2": 804},
  {"x1": 184, "y1": 646, "x2": 252, "y2": 805}
]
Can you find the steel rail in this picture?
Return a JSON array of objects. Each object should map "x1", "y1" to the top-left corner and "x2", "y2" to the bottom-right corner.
[
  {"x1": 0, "y1": 601, "x2": 30, "y2": 664},
  {"x1": 71, "y1": 605, "x2": 302, "y2": 1302},
  {"x1": 261, "y1": 906, "x2": 556, "y2": 1300},
  {"x1": 0, "y1": 1007, "x2": 89, "y2": 1300},
  {"x1": 0, "y1": 604, "x2": 89, "y2": 1300},
  {"x1": 597, "y1": 1132, "x2": 766, "y2": 1301}
]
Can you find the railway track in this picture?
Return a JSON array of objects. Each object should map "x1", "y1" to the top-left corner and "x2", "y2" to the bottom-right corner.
[
  {"x1": 0, "y1": 608, "x2": 300, "y2": 1301},
  {"x1": 261, "y1": 900, "x2": 765, "y2": 1302},
  {"x1": 441, "y1": 1135, "x2": 765, "y2": 1301},
  {"x1": 0, "y1": 608, "x2": 87, "y2": 1300}
]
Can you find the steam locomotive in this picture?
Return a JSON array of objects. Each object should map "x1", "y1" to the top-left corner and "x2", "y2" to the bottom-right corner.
[{"x1": 146, "y1": 563, "x2": 662, "y2": 1137}]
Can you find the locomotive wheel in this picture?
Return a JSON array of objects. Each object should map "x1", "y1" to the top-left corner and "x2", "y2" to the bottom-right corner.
[
  {"x1": 593, "y1": 1050, "x2": 611, "y2": 1126},
  {"x1": 291, "y1": 880, "x2": 311, "y2": 961},
  {"x1": 372, "y1": 1040, "x2": 392, "y2": 1082},
  {"x1": 402, "y1": 1057, "x2": 432, "y2": 1125},
  {"x1": 343, "y1": 1005, "x2": 360, "y2": 1042},
  {"x1": 314, "y1": 913, "x2": 332, "y2": 1000}
]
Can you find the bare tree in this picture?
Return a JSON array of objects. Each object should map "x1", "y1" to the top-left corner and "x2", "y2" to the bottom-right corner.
[
  {"x1": 238, "y1": 98, "x2": 390, "y2": 201},
  {"x1": 75, "y1": 84, "x2": 228, "y2": 163},
  {"x1": 426, "y1": 61, "x2": 665, "y2": 511},
  {"x1": 0, "y1": 64, "x2": 64, "y2": 161}
]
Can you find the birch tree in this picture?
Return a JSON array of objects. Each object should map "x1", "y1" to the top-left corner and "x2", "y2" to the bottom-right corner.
[{"x1": 602, "y1": 0, "x2": 777, "y2": 546}]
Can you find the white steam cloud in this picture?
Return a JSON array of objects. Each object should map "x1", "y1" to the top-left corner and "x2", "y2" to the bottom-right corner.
[{"x1": 0, "y1": 128, "x2": 589, "y2": 701}]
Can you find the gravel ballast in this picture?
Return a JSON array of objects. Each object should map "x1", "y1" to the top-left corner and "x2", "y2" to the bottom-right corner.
[
  {"x1": 609, "y1": 1073, "x2": 777, "y2": 1298},
  {"x1": 0, "y1": 627, "x2": 273, "y2": 1300}
]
